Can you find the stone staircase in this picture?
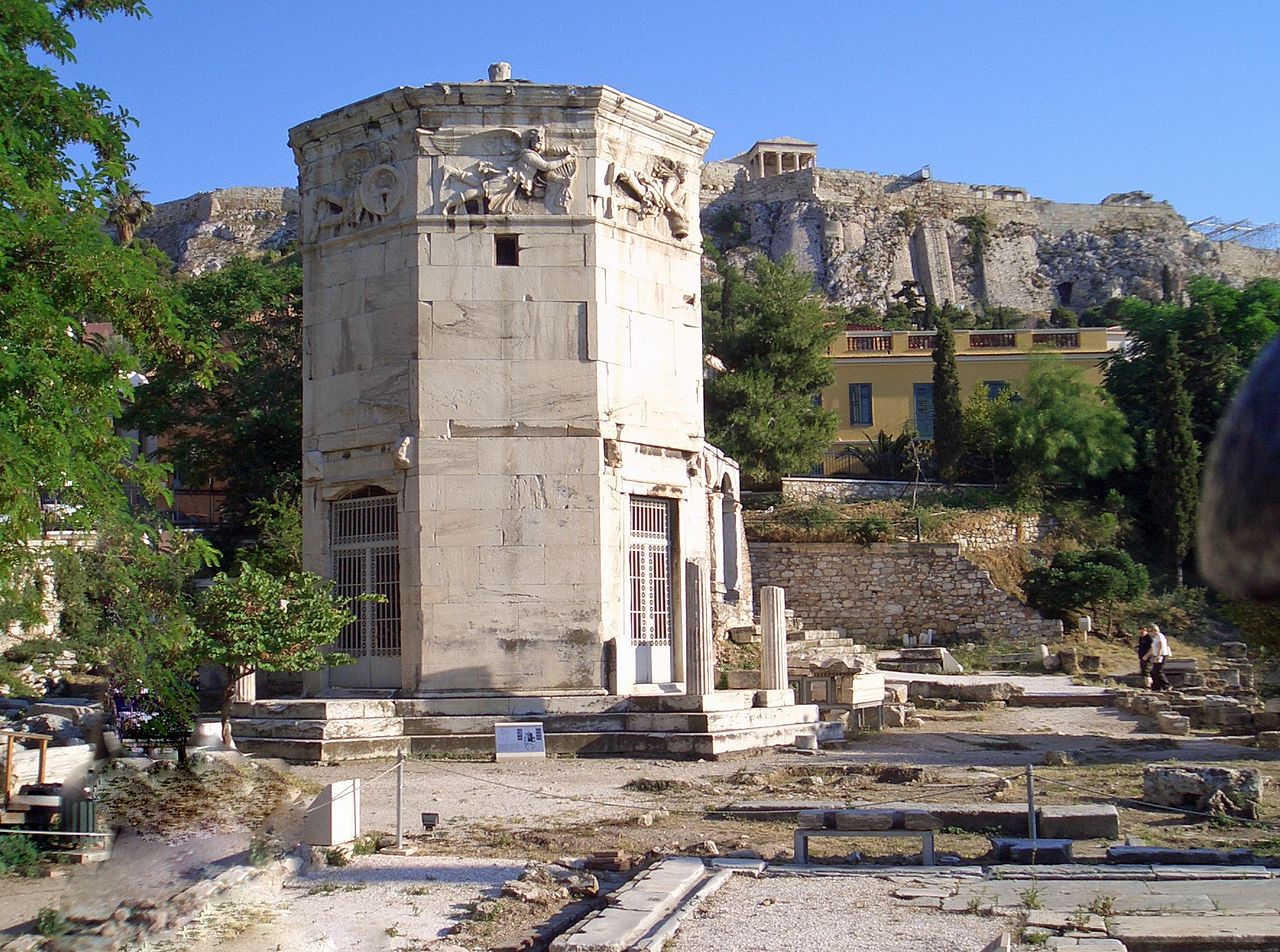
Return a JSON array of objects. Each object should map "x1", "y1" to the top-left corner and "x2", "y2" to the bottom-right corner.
[{"x1": 230, "y1": 689, "x2": 839, "y2": 763}]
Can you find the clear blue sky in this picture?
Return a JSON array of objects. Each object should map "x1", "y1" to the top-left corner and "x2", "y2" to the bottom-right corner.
[{"x1": 51, "y1": 0, "x2": 1280, "y2": 224}]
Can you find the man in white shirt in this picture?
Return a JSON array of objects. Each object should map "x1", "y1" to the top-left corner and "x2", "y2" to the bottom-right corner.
[{"x1": 1145, "y1": 624, "x2": 1172, "y2": 691}]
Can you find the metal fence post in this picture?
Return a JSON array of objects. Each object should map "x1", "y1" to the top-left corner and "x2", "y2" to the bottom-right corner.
[
  {"x1": 396, "y1": 749, "x2": 405, "y2": 851},
  {"x1": 1026, "y1": 763, "x2": 1037, "y2": 841}
]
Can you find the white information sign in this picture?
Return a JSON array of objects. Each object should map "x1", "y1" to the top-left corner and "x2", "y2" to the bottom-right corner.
[{"x1": 494, "y1": 721, "x2": 547, "y2": 760}]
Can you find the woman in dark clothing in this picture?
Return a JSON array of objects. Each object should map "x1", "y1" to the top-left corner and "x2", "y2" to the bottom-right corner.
[{"x1": 1137, "y1": 627, "x2": 1153, "y2": 687}]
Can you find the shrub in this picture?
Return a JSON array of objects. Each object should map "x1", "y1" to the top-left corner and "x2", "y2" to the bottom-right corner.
[
  {"x1": 36, "y1": 907, "x2": 66, "y2": 937},
  {"x1": 0, "y1": 835, "x2": 41, "y2": 877},
  {"x1": 844, "y1": 516, "x2": 892, "y2": 544},
  {"x1": 1024, "y1": 547, "x2": 1149, "y2": 630},
  {"x1": 779, "y1": 503, "x2": 841, "y2": 531}
]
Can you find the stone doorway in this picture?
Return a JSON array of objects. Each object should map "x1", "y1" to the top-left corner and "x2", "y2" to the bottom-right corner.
[
  {"x1": 627, "y1": 497, "x2": 675, "y2": 684},
  {"x1": 328, "y1": 489, "x2": 401, "y2": 689}
]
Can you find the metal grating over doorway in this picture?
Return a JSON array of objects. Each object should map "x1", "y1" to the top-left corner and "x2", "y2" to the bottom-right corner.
[
  {"x1": 628, "y1": 497, "x2": 674, "y2": 655},
  {"x1": 330, "y1": 492, "x2": 401, "y2": 659}
]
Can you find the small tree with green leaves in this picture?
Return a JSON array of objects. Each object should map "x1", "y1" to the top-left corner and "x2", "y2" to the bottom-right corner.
[
  {"x1": 960, "y1": 384, "x2": 1017, "y2": 485},
  {"x1": 932, "y1": 315, "x2": 963, "y2": 483},
  {"x1": 1024, "y1": 547, "x2": 1149, "y2": 631},
  {"x1": 194, "y1": 565, "x2": 362, "y2": 744},
  {"x1": 52, "y1": 520, "x2": 217, "y2": 720},
  {"x1": 1006, "y1": 356, "x2": 1134, "y2": 495},
  {"x1": 703, "y1": 255, "x2": 839, "y2": 486},
  {"x1": 1149, "y1": 333, "x2": 1199, "y2": 587}
]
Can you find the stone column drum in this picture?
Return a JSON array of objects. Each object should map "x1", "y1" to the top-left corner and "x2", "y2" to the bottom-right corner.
[
  {"x1": 759, "y1": 585, "x2": 787, "y2": 692},
  {"x1": 684, "y1": 559, "x2": 715, "y2": 696}
]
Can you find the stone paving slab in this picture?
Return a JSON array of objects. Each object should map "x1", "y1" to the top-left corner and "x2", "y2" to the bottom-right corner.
[
  {"x1": 551, "y1": 857, "x2": 708, "y2": 951},
  {"x1": 987, "y1": 864, "x2": 1275, "y2": 880},
  {"x1": 1108, "y1": 914, "x2": 1280, "y2": 951}
]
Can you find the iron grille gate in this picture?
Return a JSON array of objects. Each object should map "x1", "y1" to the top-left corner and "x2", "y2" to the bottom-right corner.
[
  {"x1": 628, "y1": 497, "x2": 674, "y2": 652},
  {"x1": 330, "y1": 493, "x2": 401, "y2": 659}
]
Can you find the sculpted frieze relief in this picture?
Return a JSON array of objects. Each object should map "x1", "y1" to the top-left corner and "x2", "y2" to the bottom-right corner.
[
  {"x1": 304, "y1": 142, "x2": 407, "y2": 243},
  {"x1": 419, "y1": 127, "x2": 576, "y2": 216},
  {"x1": 608, "y1": 155, "x2": 691, "y2": 240}
]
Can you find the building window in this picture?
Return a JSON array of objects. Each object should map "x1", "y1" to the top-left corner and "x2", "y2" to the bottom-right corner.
[
  {"x1": 330, "y1": 489, "x2": 401, "y2": 658},
  {"x1": 913, "y1": 383, "x2": 935, "y2": 439},
  {"x1": 848, "y1": 383, "x2": 873, "y2": 427},
  {"x1": 985, "y1": 380, "x2": 1009, "y2": 400},
  {"x1": 495, "y1": 234, "x2": 520, "y2": 266}
]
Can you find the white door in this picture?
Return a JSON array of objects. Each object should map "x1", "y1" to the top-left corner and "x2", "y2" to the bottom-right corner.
[
  {"x1": 328, "y1": 492, "x2": 402, "y2": 689},
  {"x1": 628, "y1": 497, "x2": 675, "y2": 684}
]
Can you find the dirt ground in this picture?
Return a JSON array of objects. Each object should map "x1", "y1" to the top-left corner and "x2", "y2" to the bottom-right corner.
[{"x1": 3, "y1": 699, "x2": 1276, "y2": 950}]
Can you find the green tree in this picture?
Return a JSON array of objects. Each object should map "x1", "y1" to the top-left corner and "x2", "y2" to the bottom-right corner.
[
  {"x1": 1006, "y1": 356, "x2": 1134, "y2": 494},
  {"x1": 1049, "y1": 306, "x2": 1078, "y2": 329},
  {"x1": 126, "y1": 257, "x2": 303, "y2": 542},
  {"x1": 703, "y1": 256, "x2": 839, "y2": 486},
  {"x1": 960, "y1": 384, "x2": 1016, "y2": 485},
  {"x1": 1024, "y1": 547, "x2": 1149, "y2": 631},
  {"x1": 0, "y1": 1, "x2": 211, "y2": 605},
  {"x1": 240, "y1": 491, "x2": 303, "y2": 576},
  {"x1": 931, "y1": 315, "x2": 963, "y2": 483},
  {"x1": 1149, "y1": 333, "x2": 1200, "y2": 587},
  {"x1": 52, "y1": 520, "x2": 217, "y2": 712},
  {"x1": 1179, "y1": 304, "x2": 1242, "y2": 450},
  {"x1": 1105, "y1": 278, "x2": 1276, "y2": 452},
  {"x1": 194, "y1": 564, "x2": 358, "y2": 744}
]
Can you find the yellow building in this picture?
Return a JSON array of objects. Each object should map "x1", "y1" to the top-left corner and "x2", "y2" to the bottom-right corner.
[{"x1": 819, "y1": 326, "x2": 1120, "y2": 456}]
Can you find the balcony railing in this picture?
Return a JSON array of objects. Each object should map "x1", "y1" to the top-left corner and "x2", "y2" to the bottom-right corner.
[
  {"x1": 830, "y1": 327, "x2": 1110, "y2": 358},
  {"x1": 1031, "y1": 331, "x2": 1081, "y2": 349},
  {"x1": 968, "y1": 332, "x2": 1017, "y2": 348},
  {"x1": 845, "y1": 333, "x2": 893, "y2": 353}
]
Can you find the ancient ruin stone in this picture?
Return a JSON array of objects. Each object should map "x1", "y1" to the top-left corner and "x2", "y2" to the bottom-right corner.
[{"x1": 1142, "y1": 765, "x2": 1264, "y2": 818}]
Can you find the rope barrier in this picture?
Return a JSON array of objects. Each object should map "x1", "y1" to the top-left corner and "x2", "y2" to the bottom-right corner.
[{"x1": 301, "y1": 756, "x2": 405, "y2": 815}]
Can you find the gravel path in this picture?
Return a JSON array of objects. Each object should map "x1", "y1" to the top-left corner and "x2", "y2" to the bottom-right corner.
[
  {"x1": 288, "y1": 756, "x2": 742, "y2": 832},
  {"x1": 668, "y1": 873, "x2": 1020, "y2": 952}
]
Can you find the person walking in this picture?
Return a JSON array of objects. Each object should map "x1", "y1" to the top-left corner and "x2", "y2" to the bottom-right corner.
[
  {"x1": 1145, "y1": 624, "x2": 1172, "y2": 691},
  {"x1": 1137, "y1": 627, "x2": 1154, "y2": 687}
]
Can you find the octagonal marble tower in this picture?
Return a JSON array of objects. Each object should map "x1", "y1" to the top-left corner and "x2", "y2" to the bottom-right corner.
[{"x1": 291, "y1": 71, "x2": 741, "y2": 700}]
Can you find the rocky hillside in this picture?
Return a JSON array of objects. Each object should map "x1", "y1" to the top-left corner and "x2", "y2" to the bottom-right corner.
[
  {"x1": 138, "y1": 170, "x2": 1280, "y2": 315},
  {"x1": 701, "y1": 162, "x2": 1280, "y2": 313},
  {"x1": 137, "y1": 187, "x2": 298, "y2": 276}
]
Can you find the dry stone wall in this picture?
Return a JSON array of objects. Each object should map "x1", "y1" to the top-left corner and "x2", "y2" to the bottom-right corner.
[{"x1": 749, "y1": 541, "x2": 1061, "y2": 645}]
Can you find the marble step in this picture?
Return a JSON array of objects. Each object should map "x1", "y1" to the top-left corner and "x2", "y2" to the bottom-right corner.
[
  {"x1": 233, "y1": 703, "x2": 822, "y2": 742},
  {"x1": 234, "y1": 715, "x2": 840, "y2": 762}
]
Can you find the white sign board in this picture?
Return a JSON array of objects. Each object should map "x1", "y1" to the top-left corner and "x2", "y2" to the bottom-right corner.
[{"x1": 494, "y1": 721, "x2": 546, "y2": 760}]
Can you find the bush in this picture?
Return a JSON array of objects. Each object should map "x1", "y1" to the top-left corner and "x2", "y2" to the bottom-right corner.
[
  {"x1": 1049, "y1": 307, "x2": 1078, "y2": 328},
  {"x1": 2, "y1": 636, "x2": 64, "y2": 665},
  {"x1": 844, "y1": 516, "x2": 892, "y2": 544},
  {"x1": 0, "y1": 835, "x2": 41, "y2": 877},
  {"x1": 778, "y1": 503, "x2": 841, "y2": 531},
  {"x1": 1024, "y1": 547, "x2": 1149, "y2": 630},
  {"x1": 36, "y1": 907, "x2": 66, "y2": 937}
]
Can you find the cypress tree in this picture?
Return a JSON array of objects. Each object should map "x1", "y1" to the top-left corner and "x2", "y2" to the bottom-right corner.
[
  {"x1": 1180, "y1": 304, "x2": 1242, "y2": 450},
  {"x1": 1150, "y1": 333, "x2": 1200, "y2": 587},
  {"x1": 931, "y1": 315, "x2": 964, "y2": 484}
]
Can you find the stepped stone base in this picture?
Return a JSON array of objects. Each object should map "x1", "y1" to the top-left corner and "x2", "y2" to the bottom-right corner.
[{"x1": 229, "y1": 692, "x2": 836, "y2": 763}]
